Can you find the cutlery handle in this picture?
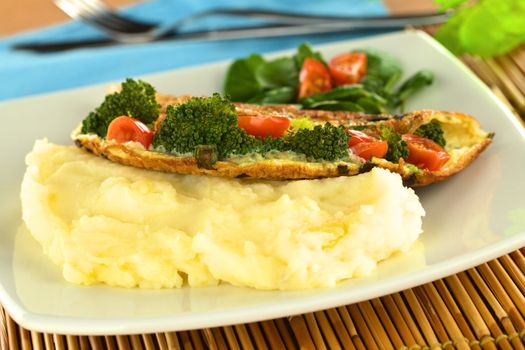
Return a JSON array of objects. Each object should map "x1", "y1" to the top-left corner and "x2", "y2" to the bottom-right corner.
[
  {"x1": 13, "y1": 14, "x2": 448, "y2": 53},
  {"x1": 178, "y1": 8, "x2": 448, "y2": 26},
  {"x1": 14, "y1": 39, "x2": 115, "y2": 53}
]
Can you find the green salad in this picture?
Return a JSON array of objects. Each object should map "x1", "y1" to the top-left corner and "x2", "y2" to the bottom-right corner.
[{"x1": 223, "y1": 43, "x2": 434, "y2": 114}]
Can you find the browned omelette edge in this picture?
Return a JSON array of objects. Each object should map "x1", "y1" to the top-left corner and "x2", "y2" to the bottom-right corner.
[
  {"x1": 73, "y1": 100, "x2": 493, "y2": 186},
  {"x1": 73, "y1": 134, "x2": 363, "y2": 180}
]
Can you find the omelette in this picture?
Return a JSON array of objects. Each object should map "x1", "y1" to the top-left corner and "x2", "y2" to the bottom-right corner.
[{"x1": 73, "y1": 87, "x2": 493, "y2": 187}]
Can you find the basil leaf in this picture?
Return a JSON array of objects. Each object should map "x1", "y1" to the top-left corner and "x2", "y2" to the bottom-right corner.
[
  {"x1": 434, "y1": 0, "x2": 468, "y2": 9},
  {"x1": 435, "y1": 0, "x2": 525, "y2": 57}
]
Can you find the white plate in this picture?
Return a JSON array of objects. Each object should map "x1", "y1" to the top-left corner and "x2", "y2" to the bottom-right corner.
[{"x1": 1, "y1": 31, "x2": 524, "y2": 335}]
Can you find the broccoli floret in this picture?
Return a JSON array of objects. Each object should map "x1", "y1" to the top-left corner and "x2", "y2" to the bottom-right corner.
[
  {"x1": 152, "y1": 94, "x2": 258, "y2": 159},
  {"x1": 152, "y1": 93, "x2": 358, "y2": 162},
  {"x1": 414, "y1": 119, "x2": 446, "y2": 147},
  {"x1": 218, "y1": 127, "x2": 259, "y2": 158},
  {"x1": 81, "y1": 111, "x2": 108, "y2": 137},
  {"x1": 379, "y1": 125, "x2": 408, "y2": 162},
  {"x1": 80, "y1": 79, "x2": 160, "y2": 137},
  {"x1": 256, "y1": 136, "x2": 291, "y2": 153},
  {"x1": 289, "y1": 124, "x2": 349, "y2": 161}
]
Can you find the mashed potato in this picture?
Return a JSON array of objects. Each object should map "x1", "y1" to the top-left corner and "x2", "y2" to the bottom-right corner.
[{"x1": 21, "y1": 139, "x2": 425, "y2": 290}]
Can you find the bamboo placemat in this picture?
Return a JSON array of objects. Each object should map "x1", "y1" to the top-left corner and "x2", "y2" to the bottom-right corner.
[{"x1": 2, "y1": 34, "x2": 525, "y2": 350}]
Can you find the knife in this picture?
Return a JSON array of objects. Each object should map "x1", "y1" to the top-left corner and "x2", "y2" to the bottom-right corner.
[{"x1": 12, "y1": 13, "x2": 449, "y2": 53}]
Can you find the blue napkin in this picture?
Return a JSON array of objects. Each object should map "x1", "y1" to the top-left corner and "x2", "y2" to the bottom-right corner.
[{"x1": 0, "y1": 0, "x2": 388, "y2": 101}]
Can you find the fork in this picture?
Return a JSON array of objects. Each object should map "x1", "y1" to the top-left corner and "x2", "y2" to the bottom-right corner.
[{"x1": 53, "y1": 0, "x2": 450, "y2": 44}]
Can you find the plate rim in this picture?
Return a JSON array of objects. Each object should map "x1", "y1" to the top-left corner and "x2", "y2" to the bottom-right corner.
[
  {"x1": 5, "y1": 233, "x2": 525, "y2": 335},
  {"x1": 1, "y1": 29, "x2": 524, "y2": 335}
]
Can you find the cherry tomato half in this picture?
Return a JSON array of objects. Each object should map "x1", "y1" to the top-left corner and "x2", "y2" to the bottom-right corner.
[
  {"x1": 346, "y1": 129, "x2": 387, "y2": 160},
  {"x1": 329, "y1": 52, "x2": 367, "y2": 86},
  {"x1": 237, "y1": 115, "x2": 291, "y2": 138},
  {"x1": 298, "y1": 58, "x2": 333, "y2": 99},
  {"x1": 350, "y1": 141, "x2": 388, "y2": 161},
  {"x1": 106, "y1": 116, "x2": 153, "y2": 149},
  {"x1": 402, "y1": 134, "x2": 451, "y2": 171},
  {"x1": 346, "y1": 129, "x2": 375, "y2": 147}
]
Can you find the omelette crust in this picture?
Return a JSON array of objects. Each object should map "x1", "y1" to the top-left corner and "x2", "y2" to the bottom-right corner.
[{"x1": 73, "y1": 96, "x2": 492, "y2": 186}]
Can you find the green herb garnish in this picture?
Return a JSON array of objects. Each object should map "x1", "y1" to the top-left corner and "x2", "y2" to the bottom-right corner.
[{"x1": 434, "y1": 0, "x2": 525, "y2": 57}]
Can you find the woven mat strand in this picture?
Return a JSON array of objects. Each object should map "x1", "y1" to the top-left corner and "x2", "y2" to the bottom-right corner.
[
  {"x1": 2, "y1": 33, "x2": 525, "y2": 350},
  {"x1": 2, "y1": 248, "x2": 524, "y2": 350}
]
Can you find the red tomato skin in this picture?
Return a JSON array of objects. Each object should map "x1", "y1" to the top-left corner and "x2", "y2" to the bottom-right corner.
[
  {"x1": 298, "y1": 58, "x2": 333, "y2": 99},
  {"x1": 345, "y1": 129, "x2": 387, "y2": 160},
  {"x1": 350, "y1": 141, "x2": 388, "y2": 160},
  {"x1": 346, "y1": 129, "x2": 375, "y2": 147},
  {"x1": 402, "y1": 134, "x2": 451, "y2": 171},
  {"x1": 329, "y1": 52, "x2": 367, "y2": 86},
  {"x1": 237, "y1": 115, "x2": 290, "y2": 138},
  {"x1": 106, "y1": 116, "x2": 153, "y2": 149}
]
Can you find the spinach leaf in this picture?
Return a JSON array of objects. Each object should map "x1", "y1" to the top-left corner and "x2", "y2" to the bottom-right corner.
[
  {"x1": 255, "y1": 57, "x2": 299, "y2": 89},
  {"x1": 301, "y1": 85, "x2": 388, "y2": 113},
  {"x1": 355, "y1": 96, "x2": 389, "y2": 114},
  {"x1": 394, "y1": 70, "x2": 434, "y2": 110},
  {"x1": 305, "y1": 100, "x2": 365, "y2": 112},
  {"x1": 249, "y1": 87, "x2": 296, "y2": 104},
  {"x1": 223, "y1": 54, "x2": 265, "y2": 101},
  {"x1": 223, "y1": 44, "x2": 434, "y2": 114},
  {"x1": 294, "y1": 43, "x2": 325, "y2": 69},
  {"x1": 300, "y1": 85, "x2": 368, "y2": 106},
  {"x1": 359, "y1": 49, "x2": 403, "y2": 94}
]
